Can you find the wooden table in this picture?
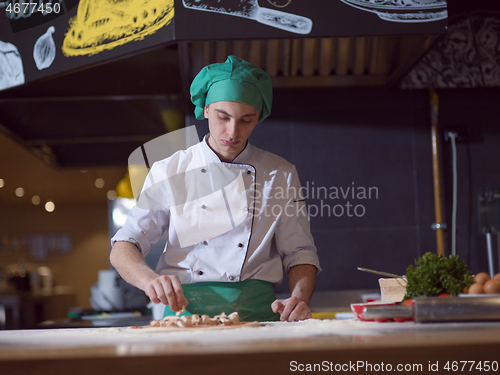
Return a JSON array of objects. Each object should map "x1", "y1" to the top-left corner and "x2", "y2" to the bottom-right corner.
[{"x1": 1, "y1": 319, "x2": 499, "y2": 375}]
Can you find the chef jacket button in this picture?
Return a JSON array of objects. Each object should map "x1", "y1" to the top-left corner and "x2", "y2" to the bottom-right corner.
[
  {"x1": 202, "y1": 241, "x2": 208, "y2": 246},
  {"x1": 201, "y1": 168, "x2": 207, "y2": 173},
  {"x1": 201, "y1": 204, "x2": 206, "y2": 209},
  {"x1": 238, "y1": 243, "x2": 244, "y2": 248},
  {"x1": 198, "y1": 270, "x2": 204, "y2": 275},
  {"x1": 228, "y1": 275, "x2": 235, "y2": 281}
]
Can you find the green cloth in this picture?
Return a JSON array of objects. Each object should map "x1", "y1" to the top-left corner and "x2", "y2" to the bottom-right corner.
[
  {"x1": 163, "y1": 279, "x2": 280, "y2": 322},
  {"x1": 190, "y1": 55, "x2": 273, "y2": 122}
]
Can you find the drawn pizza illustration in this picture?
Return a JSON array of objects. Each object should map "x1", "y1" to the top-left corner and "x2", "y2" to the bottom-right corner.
[{"x1": 62, "y1": 0, "x2": 174, "y2": 57}]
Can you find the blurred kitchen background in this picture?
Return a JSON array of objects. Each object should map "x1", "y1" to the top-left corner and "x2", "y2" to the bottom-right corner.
[{"x1": 1, "y1": 0, "x2": 500, "y2": 328}]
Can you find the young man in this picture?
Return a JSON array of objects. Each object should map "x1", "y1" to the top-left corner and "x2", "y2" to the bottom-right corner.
[{"x1": 110, "y1": 56, "x2": 320, "y2": 322}]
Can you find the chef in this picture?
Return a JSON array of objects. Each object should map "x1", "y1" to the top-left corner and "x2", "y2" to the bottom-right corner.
[{"x1": 110, "y1": 56, "x2": 321, "y2": 322}]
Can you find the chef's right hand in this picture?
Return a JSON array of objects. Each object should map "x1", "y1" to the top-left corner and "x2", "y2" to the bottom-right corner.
[{"x1": 144, "y1": 275, "x2": 188, "y2": 312}]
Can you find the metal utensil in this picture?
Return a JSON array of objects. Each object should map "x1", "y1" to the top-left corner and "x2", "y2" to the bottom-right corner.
[
  {"x1": 363, "y1": 296, "x2": 500, "y2": 322},
  {"x1": 182, "y1": 0, "x2": 312, "y2": 34},
  {"x1": 357, "y1": 267, "x2": 403, "y2": 278}
]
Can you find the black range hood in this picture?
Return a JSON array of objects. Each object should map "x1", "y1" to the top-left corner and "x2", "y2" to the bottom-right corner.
[
  {"x1": 0, "y1": 46, "x2": 183, "y2": 168},
  {"x1": 0, "y1": 0, "x2": 454, "y2": 168}
]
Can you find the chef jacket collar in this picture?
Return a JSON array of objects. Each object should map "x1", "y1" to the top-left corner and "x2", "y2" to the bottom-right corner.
[{"x1": 201, "y1": 134, "x2": 252, "y2": 164}]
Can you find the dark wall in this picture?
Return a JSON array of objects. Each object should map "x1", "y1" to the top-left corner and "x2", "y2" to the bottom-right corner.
[
  {"x1": 188, "y1": 86, "x2": 500, "y2": 293},
  {"x1": 439, "y1": 88, "x2": 500, "y2": 276},
  {"x1": 262, "y1": 88, "x2": 435, "y2": 292}
]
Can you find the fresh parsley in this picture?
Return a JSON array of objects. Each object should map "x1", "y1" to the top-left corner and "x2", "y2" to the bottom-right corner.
[{"x1": 404, "y1": 252, "x2": 473, "y2": 300}]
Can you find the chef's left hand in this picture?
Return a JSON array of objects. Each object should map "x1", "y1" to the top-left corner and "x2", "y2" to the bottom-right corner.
[{"x1": 271, "y1": 296, "x2": 312, "y2": 322}]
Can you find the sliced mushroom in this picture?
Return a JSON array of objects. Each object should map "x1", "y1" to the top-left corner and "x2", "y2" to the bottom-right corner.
[
  {"x1": 176, "y1": 315, "x2": 191, "y2": 328},
  {"x1": 228, "y1": 312, "x2": 240, "y2": 325},
  {"x1": 191, "y1": 314, "x2": 201, "y2": 326},
  {"x1": 201, "y1": 314, "x2": 211, "y2": 325},
  {"x1": 161, "y1": 316, "x2": 178, "y2": 327}
]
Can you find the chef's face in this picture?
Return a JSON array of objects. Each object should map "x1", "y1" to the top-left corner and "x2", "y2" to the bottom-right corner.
[{"x1": 204, "y1": 101, "x2": 259, "y2": 162}]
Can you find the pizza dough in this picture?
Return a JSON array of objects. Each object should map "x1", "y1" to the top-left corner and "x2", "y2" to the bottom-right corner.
[
  {"x1": 151, "y1": 311, "x2": 240, "y2": 328},
  {"x1": 128, "y1": 311, "x2": 261, "y2": 332}
]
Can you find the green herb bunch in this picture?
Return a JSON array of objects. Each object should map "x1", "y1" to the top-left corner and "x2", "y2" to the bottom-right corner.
[{"x1": 404, "y1": 252, "x2": 473, "y2": 300}]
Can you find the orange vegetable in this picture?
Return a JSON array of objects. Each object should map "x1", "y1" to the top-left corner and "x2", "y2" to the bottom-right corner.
[{"x1": 403, "y1": 299, "x2": 413, "y2": 307}]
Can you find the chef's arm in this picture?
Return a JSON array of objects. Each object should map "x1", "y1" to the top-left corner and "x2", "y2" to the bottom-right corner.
[
  {"x1": 288, "y1": 264, "x2": 317, "y2": 304},
  {"x1": 109, "y1": 241, "x2": 187, "y2": 311},
  {"x1": 271, "y1": 264, "x2": 317, "y2": 321}
]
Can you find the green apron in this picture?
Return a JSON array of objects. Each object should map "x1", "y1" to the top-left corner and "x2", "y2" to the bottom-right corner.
[{"x1": 163, "y1": 279, "x2": 280, "y2": 322}]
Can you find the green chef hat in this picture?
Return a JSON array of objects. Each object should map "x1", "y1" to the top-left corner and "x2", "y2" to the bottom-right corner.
[{"x1": 190, "y1": 55, "x2": 272, "y2": 122}]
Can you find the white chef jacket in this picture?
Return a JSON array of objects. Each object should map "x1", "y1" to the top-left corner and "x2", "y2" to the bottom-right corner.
[{"x1": 111, "y1": 135, "x2": 321, "y2": 287}]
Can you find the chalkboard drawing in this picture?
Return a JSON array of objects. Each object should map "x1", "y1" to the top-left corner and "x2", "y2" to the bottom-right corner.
[
  {"x1": 182, "y1": 0, "x2": 312, "y2": 35},
  {"x1": 339, "y1": 0, "x2": 447, "y2": 23},
  {"x1": 34, "y1": 26, "x2": 56, "y2": 70},
  {"x1": 0, "y1": 40, "x2": 25, "y2": 90},
  {"x1": 62, "y1": 0, "x2": 174, "y2": 57}
]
